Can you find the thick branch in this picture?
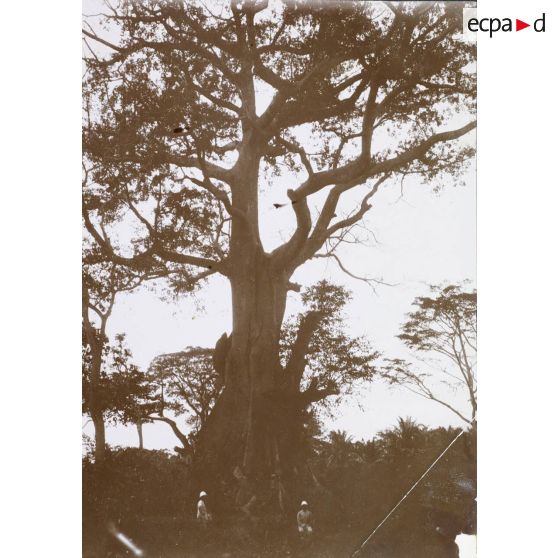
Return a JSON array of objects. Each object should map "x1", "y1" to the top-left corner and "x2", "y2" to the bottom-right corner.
[
  {"x1": 293, "y1": 121, "x2": 476, "y2": 199},
  {"x1": 299, "y1": 379, "x2": 339, "y2": 407},
  {"x1": 190, "y1": 79, "x2": 241, "y2": 115},
  {"x1": 162, "y1": 154, "x2": 233, "y2": 185},
  {"x1": 147, "y1": 415, "x2": 193, "y2": 451},
  {"x1": 285, "y1": 311, "x2": 323, "y2": 388},
  {"x1": 271, "y1": 189, "x2": 312, "y2": 267},
  {"x1": 83, "y1": 208, "x2": 224, "y2": 273},
  {"x1": 295, "y1": 174, "x2": 389, "y2": 267}
]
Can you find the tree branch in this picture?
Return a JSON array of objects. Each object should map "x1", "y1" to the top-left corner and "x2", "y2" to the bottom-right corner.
[
  {"x1": 271, "y1": 188, "x2": 312, "y2": 267},
  {"x1": 295, "y1": 174, "x2": 389, "y2": 267},
  {"x1": 312, "y1": 252, "x2": 394, "y2": 288},
  {"x1": 299, "y1": 379, "x2": 339, "y2": 407},
  {"x1": 82, "y1": 28, "x2": 125, "y2": 53},
  {"x1": 275, "y1": 136, "x2": 314, "y2": 177},
  {"x1": 147, "y1": 415, "x2": 193, "y2": 452},
  {"x1": 293, "y1": 121, "x2": 476, "y2": 200},
  {"x1": 285, "y1": 311, "x2": 323, "y2": 389},
  {"x1": 83, "y1": 208, "x2": 224, "y2": 273}
]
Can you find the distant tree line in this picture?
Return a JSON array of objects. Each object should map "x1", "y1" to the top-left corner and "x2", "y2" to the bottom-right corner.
[{"x1": 83, "y1": 417, "x2": 475, "y2": 557}]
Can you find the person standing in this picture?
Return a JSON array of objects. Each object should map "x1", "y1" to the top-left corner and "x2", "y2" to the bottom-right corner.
[
  {"x1": 297, "y1": 501, "x2": 313, "y2": 538},
  {"x1": 196, "y1": 491, "x2": 212, "y2": 527}
]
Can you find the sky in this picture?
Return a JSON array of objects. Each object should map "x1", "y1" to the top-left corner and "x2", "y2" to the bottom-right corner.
[
  {"x1": 83, "y1": 167, "x2": 476, "y2": 449},
  {"x1": 83, "y1": 0, "x2": 476, "y2": 451}
]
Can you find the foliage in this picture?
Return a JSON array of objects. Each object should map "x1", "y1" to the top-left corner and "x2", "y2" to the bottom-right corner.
[
  {"x1": 383, "y1": 283, "x2": 477, "y2": 424},
  {"x1": 281, "y1": 281, "x2": 380, "y2": 408},
  {"x1": 83, "y1": 421, "x2": 475, "y2": 557},
  {"x1": 83, "y1": 447, "x2": 192, "y2": 551},
  {"x1": 82, "y1": 0, "x2": 476, "y2": 291},
  {"x1": 398, "y1": 284, "x2": 476, "y2": 354},
  {"x1": 309, "y1": 420, "x2": 476, "y2": 556},
  {"x1": 83, "y1": 333, "x2": 149, "y2": 425},
  {"x1": 81, "y1": 3, "x2": 478, "y2": 551},
  {"x1": 145, "y1": 346, "x2": 220, "y2": 436},
  {"x1": 82, "y1": 2, "x2": 477, "y2": 473},
  {"x1": 82, "y1": 433, "x2": 96, "y2": 461}
]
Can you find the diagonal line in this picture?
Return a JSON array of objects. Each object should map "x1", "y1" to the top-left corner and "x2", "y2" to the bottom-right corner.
[{"x1": 350, "y1": 427, "x2": 469, "y2": 557}]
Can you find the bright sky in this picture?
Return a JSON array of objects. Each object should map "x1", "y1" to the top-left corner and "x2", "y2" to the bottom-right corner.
[
  {"x1": 83, "y1": 0, "x2": 476, "y2": 451},
  {"x1": 83, "y1": 165, "x2": 476, "y2": 449}
]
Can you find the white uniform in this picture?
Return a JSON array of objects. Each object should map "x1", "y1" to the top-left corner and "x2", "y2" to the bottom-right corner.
[
  {"x1": 297, "y1": 508, "x2": 313, "y2": 535},
  {"x1": 197, "y1": 498, "x2": 211, "y2": 525}
]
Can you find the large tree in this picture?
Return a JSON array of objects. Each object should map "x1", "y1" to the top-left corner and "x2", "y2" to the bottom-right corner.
[
  {"x1": 82, "y1": 0, "x2": 476, "y2": 488},
  {"x1": 142, "y1": 280, "x2": 377, "y2": 458}
]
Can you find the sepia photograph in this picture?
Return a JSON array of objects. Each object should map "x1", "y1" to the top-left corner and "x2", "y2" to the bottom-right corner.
[{"x1": 82, "y1": 1, "x2": 477, "y2": 556}]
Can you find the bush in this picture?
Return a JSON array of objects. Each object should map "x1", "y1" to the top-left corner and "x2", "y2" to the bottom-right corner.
[{"x1": 83, "y1": 424, "x2": 476, "y2": 557}]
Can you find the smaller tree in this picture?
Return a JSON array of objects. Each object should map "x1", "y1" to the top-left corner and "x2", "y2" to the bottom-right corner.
[
  {"x1": 83, "y1": 333, "x2": 149, "y2": 454},
  {"x1": 323, "y1": 430, "x2": 364, "y2": 471},
  {"x1": 144, "y1": 347, "x2": 220, "y2": 457},
  {"x1": 82, "y1": 257, "x2": 158, "y2": 462},
  {"x1": 376, "y1": 417, "x2": 427, "y2": 462},
  {"x1": 383, "y1": 284, "x2": 477, "y2": 425}
]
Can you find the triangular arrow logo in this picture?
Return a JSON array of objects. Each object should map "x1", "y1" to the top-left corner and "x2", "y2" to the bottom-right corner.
[{"x1": 516, "y1": 19, "x2": 530, "y2": 31}]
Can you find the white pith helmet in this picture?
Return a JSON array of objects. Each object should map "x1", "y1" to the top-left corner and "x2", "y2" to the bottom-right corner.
[
  {"x1": 301, "y1": 500, "x2": 308, "y2": 507},
  {"x1": 200, "y1": 491, "x2": 208, "y2": 498}
]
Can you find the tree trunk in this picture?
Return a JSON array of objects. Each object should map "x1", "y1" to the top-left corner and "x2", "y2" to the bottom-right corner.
[
  {"x1": 92, "y1": 408, "x2": 107, "y2": 463},
  {"x1": 137, "y1": 422, "x2": 144, "y2": 450},
  {"x1": 194, "y1": 255, "x2": 313, "y2": 511},
  {"x1": 193, "y1": 145, "x2": 324, "y2": 509},
  {"x1": 84, "y1": 324, "x2": 107, "y2": 465},
  {"x1": 83, "y1": 298, "x2": 107, "y2": 464}
]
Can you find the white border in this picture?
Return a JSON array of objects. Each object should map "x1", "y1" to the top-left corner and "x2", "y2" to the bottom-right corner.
[
  {"x1": 478, "y1": 1, "x2": 557, "y2": 556},
  {"x1": 2, "y1": 1, "x2": 82, "y2": 555}
]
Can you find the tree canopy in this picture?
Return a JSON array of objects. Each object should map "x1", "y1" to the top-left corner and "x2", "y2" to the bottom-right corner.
[
  {"x1": 83, "y1": 0, "x2": 476, "y2": 287},
  {"x1": 143, "y1": 346, "x2": 219, "y2": 454},
  {"x1": 383, "y1": 283, "x2": 477, "y2": 424},
  {"x1": 82, "y1": 0, "x2": 476, "y2": 480},
  {"x1": 82, "y1": 332, "x2": 148, "y2": 426}
]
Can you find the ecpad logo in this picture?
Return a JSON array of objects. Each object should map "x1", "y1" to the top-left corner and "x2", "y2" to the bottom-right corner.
[{"x1": 463, "y1": 11, "x2": 546, "y2": 38}]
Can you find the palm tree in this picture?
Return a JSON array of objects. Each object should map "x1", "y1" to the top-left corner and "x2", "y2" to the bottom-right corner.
[
  {"x1": 378, "y1": 417, "x2": 426, "y2": 462},
  {"x1": 324, "y1": 430, "x2": 364, "y2": 470}
]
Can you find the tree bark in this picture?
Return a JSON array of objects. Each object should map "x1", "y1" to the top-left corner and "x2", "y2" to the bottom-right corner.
[
  {"x1": 192, "y1": 138, "x2": 326, "y2": 506},
  {"x1": 89, "y1": 344, "x2": 107, "y2": 464},
  {"x1": 194, "y1": 258, "x2": 323, "y2": 505},
  {"x1": 137, "y1": 422, "x2": 144, "y2": 450},
  {"x1": 83, "y1": 287, "x2": 108, "y2": 465},
  {"x1": 196, "y1": 258, "x2": 293, "y2": 467},
  {"x1": 91, "y1": 408, "x2": 106, "y2": 463}
]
